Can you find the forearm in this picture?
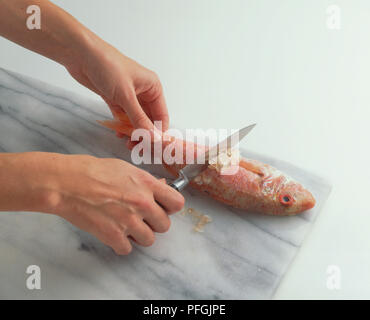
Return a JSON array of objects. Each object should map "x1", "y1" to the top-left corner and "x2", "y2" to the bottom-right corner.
[
  {"x1": 0, "y1": 152, "x2": 57, "y2": 213},
  {"x1": 0, "y1": 0, "x2": 97, "y2": 67}
]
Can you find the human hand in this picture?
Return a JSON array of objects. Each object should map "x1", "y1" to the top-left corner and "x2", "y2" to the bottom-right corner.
[
  {"x1": 0, "y1": 1, "x2": 167, "y2": 136},
  {"x1": 65, "y1": 37, "x2": 168, "y2": 137},
  {"x1": 0, "y1": 152, "x2": 184, "y2": 255}
]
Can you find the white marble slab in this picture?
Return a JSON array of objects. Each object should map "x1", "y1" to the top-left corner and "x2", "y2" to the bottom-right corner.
[{"x1": 0, "y1": 68, "x2": 331, "y2": 299}]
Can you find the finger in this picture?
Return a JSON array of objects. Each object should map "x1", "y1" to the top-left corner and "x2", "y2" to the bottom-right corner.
[
  {"x1": 99, "y1": 223, "x2": 132, "y2": 255},
  {"x1": 128, "y1": 218, "x2": 155, "y2": 247},
  {"x1": 112, "y1": 237, "x2": 133, "y2": 255},
  {"x1": 112, "y1": 237, "x2": 132, "y2": 256},
  {"x1": 100, "y1": 99, "x2": 127, "y2": 138},
  {"x1": 123, "y1": 91, "x2": 154, "y2": 130},
  {"x1": 152, "y1": 179, "x2": 185, "y2": 215},
  {"x1": 126, "y1": 139, "x2": 138, "y2": 150},
  {"x1": 141, "y1": 93, "x2": 169, "y2": 132},
  {"x1": 61, "y1": 203, "x2": 132, "y2": 255},
  {"x1": 141, "y1": 201, "x2": 171, "y2": 233}
]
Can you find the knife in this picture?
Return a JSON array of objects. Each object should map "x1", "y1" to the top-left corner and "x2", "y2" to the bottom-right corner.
[{"x1": 168, "y1": 123, "x2": 256, "y2": 191}]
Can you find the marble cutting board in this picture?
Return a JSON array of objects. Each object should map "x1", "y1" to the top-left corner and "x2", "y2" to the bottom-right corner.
[{"x1": 0, "y1": 68, "x2": 331, "y2": 299}]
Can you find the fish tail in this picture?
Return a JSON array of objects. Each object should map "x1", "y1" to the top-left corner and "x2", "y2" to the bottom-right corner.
[{"x1": 97, "y1": 109, "x2": 134, "y2": 137}]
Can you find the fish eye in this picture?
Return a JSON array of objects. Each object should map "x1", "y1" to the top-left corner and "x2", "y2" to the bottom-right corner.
[{"x1": 279, "y1": 194, "x2": 294, "y2": 206}]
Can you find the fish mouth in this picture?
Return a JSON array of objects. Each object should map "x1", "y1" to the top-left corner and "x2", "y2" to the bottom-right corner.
[{"x1": 302, "y1": 191, "x2": 316, "y2": 211}]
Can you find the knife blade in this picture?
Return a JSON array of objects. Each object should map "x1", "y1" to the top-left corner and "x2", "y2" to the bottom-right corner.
[{"x1": 169, "y1": 123, "x2": 256, "y2": 191}]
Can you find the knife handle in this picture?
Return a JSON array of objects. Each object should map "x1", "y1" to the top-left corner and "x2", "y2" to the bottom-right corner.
[
  {"x1": 168, "y1": 170, "x2": 189, "y2": 192},
  {"x1": 155, "y1": 171, "x2": 188, "y2": 211}
]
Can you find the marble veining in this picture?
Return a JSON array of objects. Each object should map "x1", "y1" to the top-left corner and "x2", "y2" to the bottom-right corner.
[{"x1": 0, "y1": 67, "x2": 331, "y2": 299}]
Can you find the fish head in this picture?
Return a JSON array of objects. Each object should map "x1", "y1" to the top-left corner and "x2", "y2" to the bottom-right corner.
[{"x1": 276, "y1": 180, "x2": 316, "y2": 215}]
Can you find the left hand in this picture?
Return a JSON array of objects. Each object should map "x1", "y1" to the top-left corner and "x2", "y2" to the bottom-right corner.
[
  {"x1": 0, "y1": 0, "x2": 168, "y2": 139},
  {"x1": 65, "y1": 37, "x2": 169, "y2": 137}
]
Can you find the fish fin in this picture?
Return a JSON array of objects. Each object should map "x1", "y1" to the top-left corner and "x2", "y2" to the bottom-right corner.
[
  {"x1": 97, "y1": 119, "x2": 134, "y2": 137},
  {"x1": 239, "y1": 159, "x2": 264, "y2": 176},
  {"x1": 110, "y1": 108, "x2": 132, "y2": 124}
]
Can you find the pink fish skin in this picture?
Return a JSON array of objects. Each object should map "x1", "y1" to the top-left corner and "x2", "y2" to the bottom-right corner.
[
  {"x1": 188, "y1": 159, "x2": 315, "y2": 215},
  {"x1": 98, "y1": 114, "x2": 316, "y2": 216}
]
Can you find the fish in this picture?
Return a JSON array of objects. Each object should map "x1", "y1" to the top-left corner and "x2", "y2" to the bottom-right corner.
[{"x1": 98, "y1": 111, "x2": 316, "y2": 216}]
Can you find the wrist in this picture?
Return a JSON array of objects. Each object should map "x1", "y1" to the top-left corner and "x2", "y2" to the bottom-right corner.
[{"x1": 57, "y1": 22, "x2": 97, "y2": 69}]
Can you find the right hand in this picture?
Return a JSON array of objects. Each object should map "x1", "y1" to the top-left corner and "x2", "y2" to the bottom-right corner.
[{"x1": 3, "y1": 152, "x2": 184, "y2": 255}]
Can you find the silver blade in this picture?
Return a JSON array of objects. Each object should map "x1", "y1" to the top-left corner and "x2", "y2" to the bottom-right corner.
[
  {"x1": 180, "y1": 162, "x2": 209, "y2": 182},
  {"x1": 204, "y1": 123, "x2": 256, "y2": 162},
  {"x1": 181, "y1": 123, "x2": 256, "y2": 181}
]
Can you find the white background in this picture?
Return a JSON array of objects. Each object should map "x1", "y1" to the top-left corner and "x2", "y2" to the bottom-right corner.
[{"x1": 1, "y1": 0, "x2": 369, "y2": 299}]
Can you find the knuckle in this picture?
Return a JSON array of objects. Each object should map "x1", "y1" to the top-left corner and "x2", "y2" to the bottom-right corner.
[
  {"x1": 149, "y1": 70, "x2": 159, "y2": 82},
  {"x1": 124, "y1": 212, "x2": 139, "y2": 227},
  {"x1": 140, "y1": 173, "x2": 155, "y2": 186},
  {"x1": 129, "y1": 194, "x2": 143, "y2": 206},
  {"x1": 133, "y1": 111, "x2": 148, "y2": 125},
  {"x1": 135, "y1": 197, "x2": 153, "y2": 212},
  {"x1": 124, "y1": 203, "x2": 136, "y2": 216},
  {"x1": 109, "y1": 227, "x2": 124, "y2": 243},
  {"x1": 107, "y1": 229, "x2": 132, "y2": 255},
  {"x1": 120, "y1": 85, "x2": 136, "y2": 102},
  {"x1": 152, "y1": 79, "x2": 163, "y2": 96}
]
